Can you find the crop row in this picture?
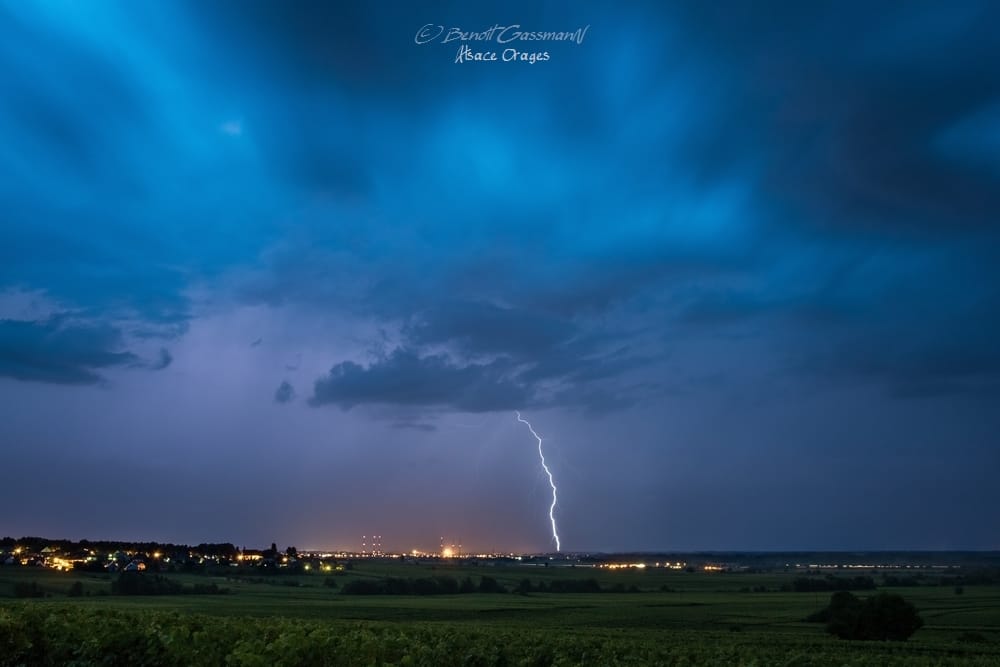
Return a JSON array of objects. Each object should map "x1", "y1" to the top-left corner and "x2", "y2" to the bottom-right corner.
[{"x1": 2, "y1": 604, "x2": 998, "y2": 666}]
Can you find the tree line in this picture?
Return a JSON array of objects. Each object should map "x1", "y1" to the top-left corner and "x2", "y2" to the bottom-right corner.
[{"x1": 339, "y1": 576, "x2": 619, "y2": 596}]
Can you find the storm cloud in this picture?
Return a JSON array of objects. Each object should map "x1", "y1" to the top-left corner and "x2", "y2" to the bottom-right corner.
[
  {"x1": 274, "y1": 380, "x2": 296, "y2": 404},
  {"x1": 1, "y1": 1, "x2": 998, "y2": 550},
  {"x1": 311, "y1": 348, "x2": 530, "y2": 412},
  {"x1": 0, "y1": 317, "x2": 139, "y2": 385}
]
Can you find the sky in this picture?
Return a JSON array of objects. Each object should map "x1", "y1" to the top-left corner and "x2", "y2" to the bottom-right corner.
[{"x1": 1, "y1": 1, "x2": 999, "y2": 553}]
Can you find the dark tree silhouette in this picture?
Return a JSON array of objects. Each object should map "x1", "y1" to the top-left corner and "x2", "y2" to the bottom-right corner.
[
  {"x1": 821, "y1": 591, "x2": 924, "y2": 641},
  {"x1": 478, "y1": 576, "x2": 505, "y2": 594}
]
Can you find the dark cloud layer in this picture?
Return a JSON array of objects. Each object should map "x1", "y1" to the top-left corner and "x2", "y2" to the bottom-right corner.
[
  {"x1": 311, "y1": 348, "x2": 529, "y2": 413},
  {"x1": 274, "y1": 380, "x2": 295, "y2": 404},
  {"x1": 0, "y1": 317, "x2": 139, "y2": 385},
  {"x1": 151, "y1": 348, "x2": 173, "y2": 371},
  {"x1": 391, "y1": 421, "x2": 437, "y2": 433},
  {"x1": 2, "y1": 1, "x2": 999, "y2": 549},
  {"x1": 3, "y1": 2, "x2": 999, "y2": 404}
]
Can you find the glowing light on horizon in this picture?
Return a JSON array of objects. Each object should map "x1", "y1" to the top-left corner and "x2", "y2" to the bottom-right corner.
[{"x1": 515, "y1": 411, "x2": 561, "y2": 552}]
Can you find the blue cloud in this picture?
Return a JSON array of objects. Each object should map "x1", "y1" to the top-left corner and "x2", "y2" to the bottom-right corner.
[
  {"x1": 310, "y1": 348, "x2": 530, "y2": 412},
  {"x1": 0, "y1": 317, "x2": 139, "y2": 385},
  {"x1": 274, "y1": 380, "x2": 296, "y2": 404},
  {"x1": 2, "y1": 0, "x2": 999, "y2": 404},
  {"x1": 150, "y1": 348, "x2": 173, "y2": 371}
]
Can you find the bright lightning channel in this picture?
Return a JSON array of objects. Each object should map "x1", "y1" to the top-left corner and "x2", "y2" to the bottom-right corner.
[{"x1": 515, "y1": 411, "x2": 561, "y2": 552}]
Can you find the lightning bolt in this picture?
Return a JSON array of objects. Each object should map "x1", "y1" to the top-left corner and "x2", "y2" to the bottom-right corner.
[{"x1": 516, "y1": 411, "x2": 561, "y2": 552}]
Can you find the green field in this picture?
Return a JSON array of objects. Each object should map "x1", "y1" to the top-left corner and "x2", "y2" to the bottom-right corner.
[{"x1": 3, "y1": 563, "x2": 1000, "y2": 665}]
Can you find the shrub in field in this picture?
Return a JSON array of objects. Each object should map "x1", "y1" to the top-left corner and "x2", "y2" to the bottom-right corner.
[
  {"x1": 792, "y1": 575, "x2": 876, "y2": 592},
  {"x1": 882, "y1": 575, "x2": 922, "y2": 587},
  {"x1": 340, "y1": 579, "x2": 383, "y2": 595},
  {"x1": 110, "y1": 572, "x2": 229, "y2": 596},
  {"x1": 12, "y1": 581, "x2": 43, "y2": 598},
  {"x1": 820, "y1": 591, "x2": 924, "y2": 641},
  {"x1": 478, "y1": 575, "x2": 505, "y2": 594},
  {"x1": 547, "y1": 578, "x2": 602, "y2": 593},
  {"x1": 341, "y1": 575, "x2": 477, "y2": 596},
  {"x1": 190, "y1": 582, "x2": 229, "y2": 595},
  {"x1": 112, "y1": 572, "x2": 183, "y2": 595}
]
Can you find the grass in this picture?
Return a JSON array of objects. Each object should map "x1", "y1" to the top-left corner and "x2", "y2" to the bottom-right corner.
[{"x1": 3, "y1": 563, "x2": 1000, "y2": 664}]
